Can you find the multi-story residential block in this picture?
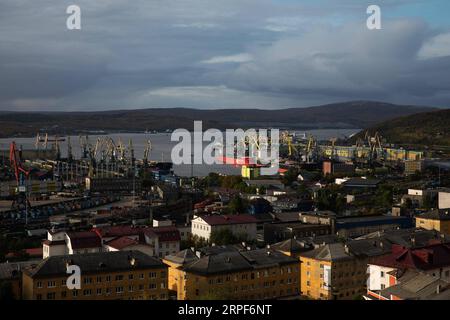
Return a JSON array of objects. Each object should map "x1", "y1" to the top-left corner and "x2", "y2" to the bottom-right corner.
[
  {"x1": 22, "y1": 251, "x2": 168, "y2": 300},
  {"x1": 163, "y1": 246, "x2": 299, "y2": 300},
  {"x1": 299, "y1": 243, "x2": 367, "y2": 300},
  {"x1": 191, "y1": 215, "x2": 257, "y2": 242},
  {"x1": 366, "y1": 243, "x2": 450, "y2": 300}
]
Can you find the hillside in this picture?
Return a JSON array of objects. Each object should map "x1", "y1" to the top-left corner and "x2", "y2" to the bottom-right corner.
[
  {"x1": 355, "y1": 108, "x2": 450, "y2": 146},
  {"x1": 0, "y1": 101, "x2": 437, "y2": 138}
]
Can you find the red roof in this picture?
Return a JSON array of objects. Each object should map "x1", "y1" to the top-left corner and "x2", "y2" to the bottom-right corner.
[
  {"x1": 25, "y1": 248, "x2": 43, "y2": 257},
  {"x1": 372, "y1": 243, "x2": 450, "y2": 271},
  {"x1": 67, "y1": 231, "x2": 102, "y2": 249},
  {"x1": 145, "y1": 226, "x2": 181, "y2": 242},
  {"x1": 199, "y1": 214, "x2": 258, "y2": 226},
  {"x1": 93, "y1": 226, "x2": 145, "y2": 241},
  {"x1": 105, "y1": 236, "x2": 140, "y2": 250},
  {"x1": 42, "y1": 240, "x2": 66, "y2": 246}
]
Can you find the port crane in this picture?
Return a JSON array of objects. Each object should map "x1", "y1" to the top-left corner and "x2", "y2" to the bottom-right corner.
[
  {"x1": 9, "y1": 142, "x2": 31, "y2": 220},
  {"x1": 143, "y1": 140, "x2": 152, "y2": 166}
]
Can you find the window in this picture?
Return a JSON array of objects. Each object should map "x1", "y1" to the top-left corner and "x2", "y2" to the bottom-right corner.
[
  {"x1": 129, "y1": 286, "x2": 134, "y2": 292},
  {"x1": 139, "y1": 273, "x2": 144, "y2": 280},
  {"x1": 106, "y1": 276, "x2": 111, "y2": 282},
  {"x1": 115, "y1": 275, "x2": 124, "y2": 281},
  {"x1": 72, "y1": 290, "x2": 78, "y2": 297},
  {"x1": 381, "y1": 284, "x2": 386, "y2": 290},
  {"x1": 83, "y1": 277, "x2": 92, "y2": 284},
  {"x1": 83, "y1": 289, "x2": 92, "y2": 296},
  {"x1": 96, "y1": 276, "x2": 102, "y2": 283},
  {"x1": 116, "y1": 287, "x2": 124, "y2": 294},
  {"x1": 97, "y1": 288, "x2": 102, "y2": 295},
  {"x1": 149, "y1": 283, "x2": 157, "y2": 290},
  {"x1": 149, "y1": 272, "x2": 157, "y2": 278},
  {"x1": 129, "y1": 274, "x2": 134, "y2": 280},
  {"x1": 306, "y1": 281, "x2": 311, "y2": 287},
  {"x1": 380, "y1": 271, "x2": 385, "y2": 278},
  {"x1": 36, "y1": 294, "x2": 42, "y2": 300},
  {"x1": 61, "y1": 279, "x2": 66, "y2": 286},
  {"x1": 47, "y1": 292, "x2": 56, "y2": 300},
  {"x1": 161, "y1": 271, "x2": 166, "y2": 278},
  {"x1": 61, "y1": 291, "x2": 67, "y2": 298},
  {"x1": 37, "y1": 281, "x2": 43, "y2": 289},
  {"x1": 48, "y1": 281, "x2": 56, "y2": 288}
]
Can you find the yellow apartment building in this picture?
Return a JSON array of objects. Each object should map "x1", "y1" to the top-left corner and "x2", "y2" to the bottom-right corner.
[
  {"x1": 22, "y1": 251, "x2": 169, "y2": 300},
  {"x1": 299, "y1": 243, "x2": 367, "y2": 300},
  {"x1": 164, "y1": 246, "x2": 300, "y2": 300}
]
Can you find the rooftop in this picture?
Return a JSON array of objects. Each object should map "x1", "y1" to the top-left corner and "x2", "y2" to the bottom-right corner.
[
  {"x1": 23, "y1": 251, "x2": 165, "y2": 278},
  {"x1": 299, "y1": 243, "x2": 354, "y2": 262},
  {"x1": 66, "y1": 231, "x2": 102, "y2": 249},
  {"x1": 416, "y1": 210, "x2": 450, "y2": 221},
  {"x1": 372, "y1": 243, "x2": 450, "y2": 271},
  {"x1": 174, "y1": 246, "x2": 297, "y2": 276},
  {"x1": 196, "y1": 214, "x2": 258, "y2": 226}
]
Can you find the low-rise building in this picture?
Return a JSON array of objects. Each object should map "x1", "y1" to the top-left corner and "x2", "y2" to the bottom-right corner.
[
  {"x1": 264, "y1": 222, "x2": 331, "y2": 244},
  {"x1": 416, "y1": 210, "x2": 450, "y2": 235},
  {"x1": 404, "y1": 160, "x2": 424, "y2": 175},
  {"x1": 22, "y1": 251, "x2": 168, "y2": 300},
  {"x1": 366, "y1": 243, "x2": 450, "y2": 300},
  {"x1": 323, "y1": 161, "x2": 355, "y2": 176},
  {"x1": 163, "y1": 246, "x2": 299, "y2": 300},
  {"x1": 439, "y1": 190, "x2": 450, "y2": 209},
  {"x1": 43, "y1": 230, "x2": 102, "y2": 259},
  {"x1": 191, "y1": 214, "x2": 257, "y2": 242}
]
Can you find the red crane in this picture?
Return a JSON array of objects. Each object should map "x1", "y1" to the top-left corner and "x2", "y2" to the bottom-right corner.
[{"x1": 9, "y1": 142, "x2": 31, "y2": 214}]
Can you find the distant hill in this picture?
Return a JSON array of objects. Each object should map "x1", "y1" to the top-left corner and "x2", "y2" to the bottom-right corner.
[
  {"x1": 0, "y1": 101, "x2": 437, "y2": 138},
  {"x1": 354, "y1": 108, "x2": 450, "y2": 146}
]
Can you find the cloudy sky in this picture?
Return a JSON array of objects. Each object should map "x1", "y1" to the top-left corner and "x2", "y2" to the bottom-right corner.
[{"x1": 1, "y1": 0, "x2": 450, "y2": 111}]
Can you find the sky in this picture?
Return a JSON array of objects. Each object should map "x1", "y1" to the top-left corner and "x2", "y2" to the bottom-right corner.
[{"x1": 0, "y1": 0, "x2": 450, "y2": 111}]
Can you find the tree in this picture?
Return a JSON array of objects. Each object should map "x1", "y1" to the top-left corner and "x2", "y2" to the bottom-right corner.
[
  {"x1": 316, "y1": 187, "x2": 345, "y2": 213},
  {"x1": 210, "y1": 229, "x2": 246, "y2": 246},
  {"x1": 227, "y1": 196, "x2": 248, "y2": 214},
  {"x1": 375, "y1": 185, "x2": 393, "y2": 208}
]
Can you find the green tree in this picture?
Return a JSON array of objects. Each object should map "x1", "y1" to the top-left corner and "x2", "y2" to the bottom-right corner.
[
  {"x1": 210, "y1": 229, "x2": 239, "y2": 246},
  {"x1": 227, "y1": 196, "x2": 248, "y2": 214}
]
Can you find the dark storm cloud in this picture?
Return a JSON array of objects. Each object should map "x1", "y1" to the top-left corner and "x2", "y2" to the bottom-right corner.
[{"x1": 0, "y1": 0, "x2": 449, "y2": 110}]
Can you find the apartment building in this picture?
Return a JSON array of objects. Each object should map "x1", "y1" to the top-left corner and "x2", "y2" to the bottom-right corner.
[
  {"x1": 163, "y1": 246, "x2": 299, "y2": 300},
  {"x1": 22, "y1": 251, "x2": 168, "y2": 300},
  {"x1": 191, "y1": 215, "x2": 257, "y2": 242},
  {"x1": 299, "y1": 243, "x2": 367, "y2": 300}
]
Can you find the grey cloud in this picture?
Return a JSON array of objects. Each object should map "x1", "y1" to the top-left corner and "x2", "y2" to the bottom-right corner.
[{"x1": 0, "y1": 0, "x2": 449, "y2": 110}]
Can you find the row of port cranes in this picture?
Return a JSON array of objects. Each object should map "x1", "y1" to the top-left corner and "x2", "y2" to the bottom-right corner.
[
  {"x1": 33, "y1": 134, "x2": 154, "y2": 182},
  {"x1": 280, "y1": 131, "x2": 423, "y2": 167}
]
